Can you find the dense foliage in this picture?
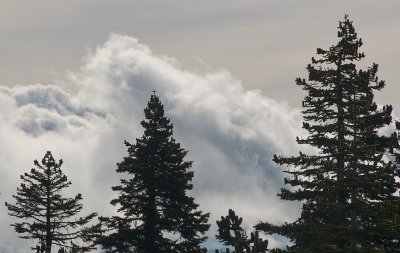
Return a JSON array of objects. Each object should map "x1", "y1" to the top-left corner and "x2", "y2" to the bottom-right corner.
[
  {"x1": 216, "y1": 209, "x2": 268, "y2": 253},
  {"x1": 98, "y1": 93, "x2": 210, "y2": 253}
]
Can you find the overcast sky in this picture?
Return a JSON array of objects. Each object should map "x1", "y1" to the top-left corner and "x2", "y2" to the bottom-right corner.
[{"x1": 0, "y1": 1, "x2": 399, "y2": 252}]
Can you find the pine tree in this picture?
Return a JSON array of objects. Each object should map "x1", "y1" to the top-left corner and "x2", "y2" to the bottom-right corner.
[
  {"x1": 5, "y1": 151, "x2": 98, "y2": 253},
  {"x1": 216, "y1": 209, "x2": 268, "y2": 253},
  {"x1": 98, "y1": 93, "x2": 210, "y2": 253},
  {"x1": 216, "y1": 209, "x2": 248, "y2": 253},
  {"x1": 257, "y1": 16, "x2": 398, "y2": 252}
]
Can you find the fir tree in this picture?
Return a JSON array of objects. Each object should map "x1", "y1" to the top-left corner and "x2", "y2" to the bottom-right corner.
[
  {"x1": 98, "y1": 93, "x2": 210, "y2": 253},
  {"x1": 257, "y1": 16, "x2": 398, "y2": 252},
  {"x1": 5, "y1": 151, "x2": 98, "y2": 253}
]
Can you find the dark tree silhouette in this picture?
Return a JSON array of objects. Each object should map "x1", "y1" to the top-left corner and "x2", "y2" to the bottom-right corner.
[
  {"x1": 257, "y1": 16, "x2": 398, "y2": 252},
  {"x1": 381, "y1": 122, "x2": 400, "y2": 251},
  {"x1": 5, "y1": 151, "x2": 98, "y2": 253},
  {"x1": 98, "y1": 93, "x2": 210, "y2": 253},
  {"x1": 216, "y1": 209, "x2": 248, "y2": 253},
  {"x1": 216, "y1": 209, "x2": 268, "y2": 253}
]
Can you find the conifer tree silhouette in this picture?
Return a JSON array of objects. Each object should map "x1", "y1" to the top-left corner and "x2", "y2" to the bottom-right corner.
[
  {"x1": 216, "y1": 209, "x2": 268, "y2": 253},
  {"x1": 5, "y1": 151, "x2": 98, "y2": 253},
  {"x1": 257, "y1": 15, "x2": 398, "y2": 252},
  {"x1": 98, "y1": 93, "x2": 209, "y2": 253}
]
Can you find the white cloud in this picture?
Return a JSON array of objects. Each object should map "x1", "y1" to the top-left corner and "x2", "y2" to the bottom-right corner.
[{"x1": 0, "y1": 34, "x2": 304, "y2": 252}]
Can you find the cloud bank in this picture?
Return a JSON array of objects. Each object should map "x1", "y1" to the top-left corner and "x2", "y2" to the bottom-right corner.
[{"x1": 0, "y1": 34, "x2": 304, "y2": 252}]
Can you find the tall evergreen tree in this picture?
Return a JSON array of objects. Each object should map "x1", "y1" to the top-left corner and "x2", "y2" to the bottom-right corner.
[
  {"x1": 257, "y1": 16, "x2": 398, "y2": 252},
  {"x1": 98, "y1": 93, "x2": 210, "y2": 253},
  {"x1": 5, "y1": 151, "x2": 98, "y2": 253}
]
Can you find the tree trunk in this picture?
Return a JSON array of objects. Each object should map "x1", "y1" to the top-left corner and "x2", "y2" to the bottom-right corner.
[{"x1": 46, "y1": 166, "x2": 52, "y2": 253}]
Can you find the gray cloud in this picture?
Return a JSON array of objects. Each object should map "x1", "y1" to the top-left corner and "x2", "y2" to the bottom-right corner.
[
  {"x1": 1, "y1": 1, "x2": 399, "y2": 111},
  {"x1": 0, "y1": 34, "x2": 305, "y2": 251}
]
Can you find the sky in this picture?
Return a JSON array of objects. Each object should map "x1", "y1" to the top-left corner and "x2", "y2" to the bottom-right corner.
[{"x1": 0, "y1": 1, "x2": 399, "y2": 252}]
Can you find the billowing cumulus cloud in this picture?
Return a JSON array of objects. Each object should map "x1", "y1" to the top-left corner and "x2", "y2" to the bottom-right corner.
[{"x1": 0, "y1": 34, "x2": 305, "y2": 251}]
